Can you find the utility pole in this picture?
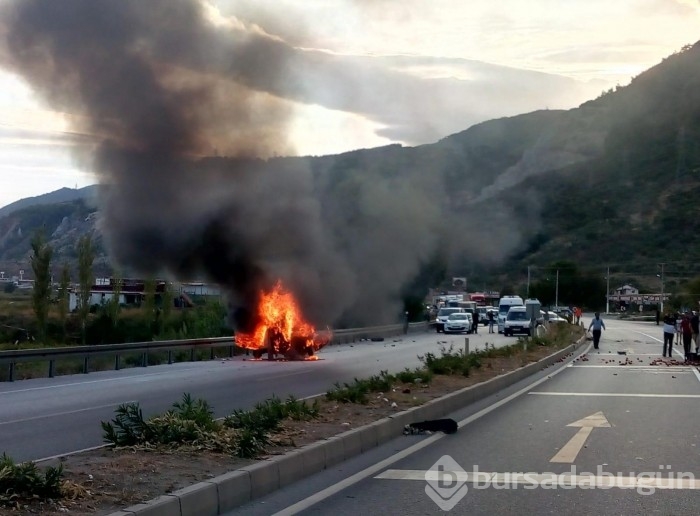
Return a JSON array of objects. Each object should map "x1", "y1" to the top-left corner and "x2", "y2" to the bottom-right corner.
[
  {"x1": 605, "y1": 266, "x2": 610, "y2": 314},
  {"x1": 555, "y1": 269, "x2": 559, "y2": 309},
  {"x1": 527, "y1": 266, "x2": 531, "y2": 298}
]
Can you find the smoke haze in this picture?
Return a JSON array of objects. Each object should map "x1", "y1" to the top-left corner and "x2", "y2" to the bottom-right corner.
[{"x1": 0, "y1": 0, "x2": 530, "y2": 326}]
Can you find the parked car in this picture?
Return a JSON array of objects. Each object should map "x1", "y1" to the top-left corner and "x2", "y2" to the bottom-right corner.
[
  {"x1": 553, "y1": 307, "x2": 573, "y2": 320},
  {"x1": 545, "y1": 311, "x2": 568, "y2": 323},
  {"x1": 444, "y1": 312, "x2": 473, "y2": 334},
  {"x1": 434, "y1": 307, "x2": 465, "y2": 332},
  {"x1": 478, "y1": 306, "x2": 497, "y2": 325}
]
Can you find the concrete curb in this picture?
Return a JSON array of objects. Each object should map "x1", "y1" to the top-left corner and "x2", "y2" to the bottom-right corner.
[{"x1": 113, "y1": 338, "x2": 585, "y2": 515}]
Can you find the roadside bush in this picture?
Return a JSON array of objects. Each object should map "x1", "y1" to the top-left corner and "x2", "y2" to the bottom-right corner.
[
  {"x1": 0, "y1": 453, "x2": 63, "y2": 506},
  {"x1": 223, "y1": 395, "x2": 320, "y2": 458},
  {"x1": 326, "y1": 379, "x2": 371, "y2": 404},
  {"x1": 395, "y1": 367, "x2": 433, "y2": 384},
  {"x1": 419, "y1": 345, "x2": 471, "y2": 377},
  {"x1": 365, "y1": 370, "x2": 394, "y2": 392}
]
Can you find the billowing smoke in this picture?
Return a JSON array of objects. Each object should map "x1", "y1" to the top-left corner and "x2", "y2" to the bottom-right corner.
[{"x1": 0, "y1": 0, "x2": 529, "y2": 328}]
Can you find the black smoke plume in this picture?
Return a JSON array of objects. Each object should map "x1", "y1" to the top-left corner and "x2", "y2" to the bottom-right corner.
[{"x1": 0, "y1": 0, "x2": 529, "y2": 327}]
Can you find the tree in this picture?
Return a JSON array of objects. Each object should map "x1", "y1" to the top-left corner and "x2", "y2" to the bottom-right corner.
[
  {"x1": 77, "y1": 235, "x2": 95, "y2": 345},
  {"x1": 57, "y1": 264, "x2": 71, "y2": 341},
  {"x1": 30, "y1": 229, "x2": 53, "y2": 343},
  {"x1": 143, "y1": 278, "x2": 158, "y2": 335},
  {"x1": 160, "y1": 281, "x2": 172, "y2": 335},
  {"x1": 106, "y1": 270, "x2": 122, "y2": 328}
]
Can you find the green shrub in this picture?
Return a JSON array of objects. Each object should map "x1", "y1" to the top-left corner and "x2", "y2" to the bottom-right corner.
[
  {"x1": 395, "y1": 367, "x2": 433, "y2": 384},
  {"x1": 419, "y1": 345, "x2": 471, "y2": 376},
  {"x1": 0, "y1": 453, "x2": 63, "y2": 505},
  {"x1": 326, "y1": 379, "x2": 370, "y2": 404}
]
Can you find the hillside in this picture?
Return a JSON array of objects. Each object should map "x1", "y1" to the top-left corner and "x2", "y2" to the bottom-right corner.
[
  {"x1": 0, "y1": 185, "x2": 98, "y2": 219},
  {"x1": 1, "y1": 41, "x2": 699, "y2": 293}
]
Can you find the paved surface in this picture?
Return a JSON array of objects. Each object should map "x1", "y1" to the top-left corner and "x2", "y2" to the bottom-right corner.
[
  {"x1": 0, "y1": 326, "x2": 509, "y2": 462},
  {"x1": 229, "y1": 317, "x2": 700, "y2": 515}
]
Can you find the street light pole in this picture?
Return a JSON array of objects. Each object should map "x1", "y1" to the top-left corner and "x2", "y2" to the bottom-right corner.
[{"x1": 555, "y1": 269, "x2": 559, "y2": 309}]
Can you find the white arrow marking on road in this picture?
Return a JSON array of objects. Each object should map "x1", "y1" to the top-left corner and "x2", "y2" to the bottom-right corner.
[{"x1": 550, "y1": 411, "x2": 610, "y2": 463}]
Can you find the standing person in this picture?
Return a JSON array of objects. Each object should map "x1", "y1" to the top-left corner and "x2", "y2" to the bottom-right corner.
[
  {"x1": 487, "y1": 309, "x2": 495, "y2": 334},
  {"x1": 662, "y1": 312, "x2": 676, "y2": 357},
  {"x1": 681, "y1": 312, "x2": 693, "y2": 361},
  {"x1": 675, "y1": 312, "x2": 682, "y2": 347},
  {"x1": 691, "y1": 311, "x2": 699, "y2": 355},
  {"x1": 588, "y1": 312, "x2": 606, "y2": 350},
  {"x1": 471, "y1": 309, "x2": 478, "y2": 334}
]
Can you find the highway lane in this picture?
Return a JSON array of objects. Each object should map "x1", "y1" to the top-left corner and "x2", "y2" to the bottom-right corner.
[
  {"x1": 231, "y1": 317, "x2": 700, "y2": 515},
  {"x1": 0, "y1": 326, "x2": 509, "y2": 462}
]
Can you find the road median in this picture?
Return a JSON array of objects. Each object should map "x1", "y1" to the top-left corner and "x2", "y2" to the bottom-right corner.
[{"x1": 111, "y1": 331, "x2": 586, "y2": 516}]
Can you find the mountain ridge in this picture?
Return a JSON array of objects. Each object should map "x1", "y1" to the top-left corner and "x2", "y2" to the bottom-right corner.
[{"x1": 1, "y1": 41, "x2": 699, "y2": 289}]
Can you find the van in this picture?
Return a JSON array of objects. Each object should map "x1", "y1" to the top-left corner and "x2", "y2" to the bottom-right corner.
[
  {"x1": 503, "y1": 306, "x2": 531, "y2": 336},
  {"x1": 497, "y1": 295, "x2": 524, "y2": 334}
]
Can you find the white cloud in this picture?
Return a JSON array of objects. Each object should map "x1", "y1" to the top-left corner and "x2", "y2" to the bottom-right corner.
[{"x1": 0, "y1": 0, "x2": 698, "y2": 207}]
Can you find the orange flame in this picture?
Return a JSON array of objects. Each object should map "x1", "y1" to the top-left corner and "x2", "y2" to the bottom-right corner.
[{"x1": 235, "y1": 281, "x2": 331, "y2": 359}]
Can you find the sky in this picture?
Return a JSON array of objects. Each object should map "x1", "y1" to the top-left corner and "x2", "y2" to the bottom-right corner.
[{"x1": 0, "y1": 0, "x2": 698, "y2": 209}]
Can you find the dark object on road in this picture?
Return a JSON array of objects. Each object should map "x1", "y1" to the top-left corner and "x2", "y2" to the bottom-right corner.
[
  {"x1": 370, "y1": 337, "x2": 385, "y2": 342},
  {"x1": 404, "y1": 418, "x2": 458, "y2": 435},
  {"x1": 617, "y1": 351, "x2": 627, "y2": 355}
]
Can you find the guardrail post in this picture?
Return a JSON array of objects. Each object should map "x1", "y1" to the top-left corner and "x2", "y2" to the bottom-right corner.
[
  {"x1": 168, "y1": 350, "x2": 173, "y2": 365},
  {"x1": 83, "y1": 356, "x2": 89, "y2": 374},
  {"x1": 190, "y1": 348, "x2": 195, "y2": 362},
  {"x1": 8, "y1": 362, "x2": 14, "y2": 382},
  {"x1": 229, "y1": 345, "x2": 234, "y2": 358},
  {"x1": 210, "y1": 347, "x2": 215, "y2": 360},
  {"x1": 142, "y1": 352, "x2": 148, "y2": 367},
  {"x1": 115, "y1": 354, "x2": 121, "y2": 371},
  {"x1": 48, "y1": 360, "x2": 55, "y2": 378}
]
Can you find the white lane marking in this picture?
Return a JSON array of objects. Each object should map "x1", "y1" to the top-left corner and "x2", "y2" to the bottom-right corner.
[
  {"x1": 566, "y1": 364, "x2": 693, "y2": 373},
  {"x1": 375, "y1": 469, "x2": 700, "y2": 489},
  {"x1": 529, "y1": 392, "x2": 700, "y2": 398},
  {"x1": 692, "y1": 368, "x2": 700, "y2": 384},
  {"x1": 629, "y1": 330, "x2": 662, "y2": 343},
  {"x1": 550, "y1": 412, "x2": 610, "y2": 463},
  {"x1": 271, "y1": 343, "x2": 591, "y2": 516},
  {"x1": 256, "y1": 370, "x2": 310, "y2": 381},
  {"x1": 0, "y1": 400, "x2": 137, "y2": 426},
  {"x1": 0, "y1": 370, "x2": 184, "y2": 395},
  {"x1": 301, "y1": 393, "x2": 324, "y2": 401},
  {"x1": 34, "y1": 444, "x2": 111, "y2": 464}
]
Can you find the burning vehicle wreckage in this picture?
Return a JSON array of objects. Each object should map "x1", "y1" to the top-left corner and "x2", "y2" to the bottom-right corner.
[{"x1": 234, "y1": 282, "x2": 332, "y2": 361}]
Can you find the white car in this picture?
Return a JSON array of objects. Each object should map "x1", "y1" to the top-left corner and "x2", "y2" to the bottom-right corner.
[
  {"x1": 444, "y1": 312, "x2": 473, "y2": 334},
  {"x1": 545, "y1": 311, "x2": 568, "y2": 323},
  {"x1": 434, "y1": 307, "x2": 464, "y2": 332}
]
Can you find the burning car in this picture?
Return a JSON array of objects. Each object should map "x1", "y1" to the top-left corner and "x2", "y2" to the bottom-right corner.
[{"x1": 235, "y1": 281, "x2": 331, "y2": 360}]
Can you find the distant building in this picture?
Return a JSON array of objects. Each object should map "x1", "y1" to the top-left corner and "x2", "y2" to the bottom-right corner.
[
  {"x1": 68, "y1": 278, "x2": 166, "y2": 312},
  {"x1": 607, "y1": 284, "x2": 669, "y2": 309}
]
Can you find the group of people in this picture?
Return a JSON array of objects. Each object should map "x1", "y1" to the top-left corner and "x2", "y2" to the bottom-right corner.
[{"x1": 662, "y1": 311, "x2": 699, "y2": 360}]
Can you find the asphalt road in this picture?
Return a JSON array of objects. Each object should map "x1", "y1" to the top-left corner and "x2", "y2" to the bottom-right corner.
[
  {"x1": 230, "y1": 317, "x2": 700, "y2": 515},
  {"x1": 0, "y1": 324, "x2": 508, "y2": 462}
]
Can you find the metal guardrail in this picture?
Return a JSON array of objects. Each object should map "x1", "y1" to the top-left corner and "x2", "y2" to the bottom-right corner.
[{"x1": 0, "y1": 322, "x2": 428, "y2": 382}]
